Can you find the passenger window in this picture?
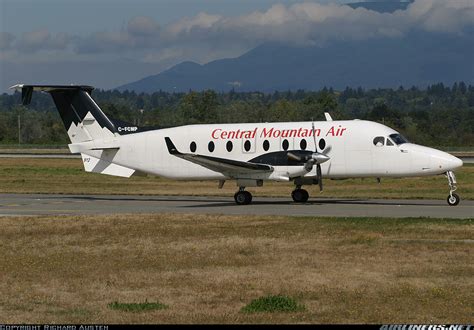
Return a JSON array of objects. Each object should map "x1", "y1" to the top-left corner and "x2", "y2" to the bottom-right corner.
[
  {"x1": 282, "y1": 139, "x2": 289, "y2": 151},
  {"x1": 386, "y1": 138, "x2": 394, "y2": 146},
  {"x1": 226, "y1": 141, "x2": 233, "y2": 152},
  {"x1": 244, "y1": 140, "x2": 251, "y2": 152},
  {"x1": 319, "y1": 138, "x2": 326, "y2": 151},
  {"x1": 300, "y1": 139, "x2": 307, "y2": 150},
  {"x1": 208, "y1": 141, "x2": 215, "y2": 152},
  {"x1": 190, "y1": 141, "x2": 197, "y2": 153},
  {"x1": 373, "y1": 136, "x2": 385, "y2": 147},
  {"x1": 263, "y1": 140, "x2": 270, "y2": 151}
]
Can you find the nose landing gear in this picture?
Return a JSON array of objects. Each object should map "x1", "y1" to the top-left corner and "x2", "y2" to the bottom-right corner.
[{"x1": 446, "y1": 171, "x2": 460, "y2": 206}]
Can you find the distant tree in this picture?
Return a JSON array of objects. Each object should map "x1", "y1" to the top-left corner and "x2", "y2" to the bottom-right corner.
[
  {"x1": 0, "y1": 84, "x2": 472, "y2": 147},
  {"x1": 317, "y1": 91, "x2": 337, "y2": 112}
]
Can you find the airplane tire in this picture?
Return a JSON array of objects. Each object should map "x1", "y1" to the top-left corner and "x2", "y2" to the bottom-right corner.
[
  {"x1": 234, "y1": 191, "x2": 252, "y2": 205},
  {"x1": 292, "y1": 189, "x2": 309, "y2": 203},
  {"x1": 447, "y1": 193, "x2": 460, "y2": 206},
  {"x1": 244, "y1": 191, "x2": 253, "y2": 204}
]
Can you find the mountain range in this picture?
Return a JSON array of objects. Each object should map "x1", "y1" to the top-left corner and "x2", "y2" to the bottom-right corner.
[{"x1": 117, "y1": 1, "x2": 474, "y2": 93}]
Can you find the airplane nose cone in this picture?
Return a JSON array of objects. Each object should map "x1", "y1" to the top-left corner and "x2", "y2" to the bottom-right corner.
[
  {"x1": 452, "y1": 156, "x2": 463, "y2": 169},
  {"x1": 431, "y1": 152, "x2": 463, "y2": 171}
]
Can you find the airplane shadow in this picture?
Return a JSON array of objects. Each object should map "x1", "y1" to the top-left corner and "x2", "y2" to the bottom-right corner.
[
  {"x1": 52, "y1": 195, "x2": 442, "y2": 208},
  {"x1": 57, "y1": 195, "x2": 231, "y2": 203},
  {"x1": 182, "y1": 199, "x2": 440, "y2": 208}
]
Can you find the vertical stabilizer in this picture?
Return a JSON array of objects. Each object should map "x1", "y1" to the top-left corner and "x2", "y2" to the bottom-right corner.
[{"x1": 10, "y1": 84, "x2": 118, "y2": 143}]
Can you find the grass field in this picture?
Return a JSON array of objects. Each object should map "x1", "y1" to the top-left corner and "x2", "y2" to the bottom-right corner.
[
  {"x1": 0, "y1": 158, "x2": 472, "y2": 200},
  {"x1": 0, "y1": 214, "x2": 472, "y2": 324},
  {"x1": 0, "y1": 148, "x2": 70, "y2": 154}
]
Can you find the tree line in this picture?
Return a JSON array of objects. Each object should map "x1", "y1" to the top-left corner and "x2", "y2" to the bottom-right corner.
[{"x1": 0, "y1": 82, "x2": 473, "y2": 147}]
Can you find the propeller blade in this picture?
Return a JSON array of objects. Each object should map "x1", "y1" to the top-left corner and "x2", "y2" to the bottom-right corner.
[
  {"x1": 317, "y1": 164, "x2": 323, "y2": 192},
  {"x1": 309, "y1": 121, "x2": 327, "y2": 192},
  {"x1": 304, "y1": 159, "x2": 315, "y2": 172},
  {"x1": 311, "y1": 121, "x2": 318, "y2": 153},
  {"x1": 322, "y1": 145, "x2": 332, "y2": 154},
  {"x1": 287, "y1": 152, "x2": 302, "y2": 162},
  {"x1": 311, "y1": 122, "x2": 319, "y2": 178}
]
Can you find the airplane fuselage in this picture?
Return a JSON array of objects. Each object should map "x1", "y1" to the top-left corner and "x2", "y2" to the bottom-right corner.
[
  {"x1": 89, "y1": 119, "x2": 462, "y2": 181},
  {"x1": 10, "y1": 84, "x2": 464, "y2": 206}
]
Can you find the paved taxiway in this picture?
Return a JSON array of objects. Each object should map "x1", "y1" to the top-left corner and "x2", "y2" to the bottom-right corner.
[{"x1": 0, "y1": 194, "x2": 472, "y2": 218}]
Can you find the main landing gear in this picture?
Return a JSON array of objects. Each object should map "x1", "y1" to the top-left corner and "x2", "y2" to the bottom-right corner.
[
  {"x1": 291, "y1": 187, "x2": 309, "y2": 203},
  {"x1": 446, "y1": 171, "x2": 460, "y2": 206},
  {"x1": 234, "y1": 186, "x2": 310, "y2": 205},
  {"x1": 234, "y1": 187, "x2": 252, "y2": 205}
]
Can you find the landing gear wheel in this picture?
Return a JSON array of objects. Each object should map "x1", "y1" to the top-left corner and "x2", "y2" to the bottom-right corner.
[
  {"x1": 244, "y1": 191, "x2": 252, "y2": 204},
  {"x1": 291, "y1": 189, "x2": 309, "y2": 203},
  {"x1": 447, "y1": 193, "x2": 460, "y2": 206},
  {"x1": 446, "y1": 171, "x2": 460, "y2": 206},
  {"x1": 234, "y1": 191, "x2": 252, "y2": 205}
]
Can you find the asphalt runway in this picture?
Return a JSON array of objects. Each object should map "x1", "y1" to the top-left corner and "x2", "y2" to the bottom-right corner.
[{"x1": 0, "y1": 193, "x2": 472, "y2": 218}]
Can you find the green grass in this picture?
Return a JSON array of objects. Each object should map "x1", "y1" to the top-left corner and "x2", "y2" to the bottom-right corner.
[
  {"x1": 108, "y1": 301, "x2": 169, "y2": 312},
  {"x1": 0, "y1": 158, "x2": 473, "y2": 200},
  {"x1": 241, "y1": 295, "x2": 305, "y2": 313},
  {"x1": 0, "y1": 143, "x2": 67, "y2": 149}
]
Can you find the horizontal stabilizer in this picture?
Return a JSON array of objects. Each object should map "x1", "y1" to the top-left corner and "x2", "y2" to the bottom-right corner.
[
  {"x1": 81, "y1": 154, "x2": 135, "y2": 178},
  {"x1": 69, "y1": 140, "x2": 120, "y2": 153},
  {"x1": 9, "y1": 84, "x2": 94, "y2": 92}
]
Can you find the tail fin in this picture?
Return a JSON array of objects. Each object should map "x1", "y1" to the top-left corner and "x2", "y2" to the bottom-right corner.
[
  {"x1": 10, "y1": 84, "x2": 117, "y2": 143},
  {"x1": 11, "y1": 84, "x2": 141, "y2": 178}
]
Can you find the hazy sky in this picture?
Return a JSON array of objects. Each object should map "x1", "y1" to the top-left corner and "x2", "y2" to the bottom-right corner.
[
  {"x1": 1, "y1": 0, "x2": 351, "y2": 34},
  {"x1": 1, "y1": 0, "x2": 473, "y2": 91}
]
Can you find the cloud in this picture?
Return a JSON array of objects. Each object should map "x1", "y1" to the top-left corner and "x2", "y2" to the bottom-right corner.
[
  {"x1": 127, "y1": 16, "x2": 160, "y2": 36},
  {"x1": 3, "y1": 0, "x2": 474, "y2": 62},
  {"x1": 16, "y1": 29, "x2": 72, "y2": 52},
  {"x1": 407, "y1": 0, "x2": 474, "y2": 33},
  {"x1": 75, "y1": 16, "x2": 161, "y2": 53},
  {"x1": 167, "y1": 12, "x2": 222, "y2": 37},
  {"x1": 145, "y1": 0, "x2": 474, "y2": 53},
  {"x1": 0, "y1": 32, "x2": 15, "y2": 50},
  {"x1": 76, "y1": 31, "x2": 133, "y2": 53}
]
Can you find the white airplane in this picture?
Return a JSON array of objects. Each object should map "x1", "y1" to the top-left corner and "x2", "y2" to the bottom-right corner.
[{"x1": 11, "y1": 84, "x2": 463, "y2": 206}]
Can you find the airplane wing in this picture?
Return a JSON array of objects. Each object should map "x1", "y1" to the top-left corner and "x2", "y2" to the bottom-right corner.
[{"x1": 164, "y1": 137, "x2": 274, "y2": 176}]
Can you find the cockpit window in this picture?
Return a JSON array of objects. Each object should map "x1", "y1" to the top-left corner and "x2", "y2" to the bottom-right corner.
[
  {"x1": 389, "y1": 133, "x2": 408, "y2": 145},
  {"x1": 386, "y1": 138, "x2": 394, "y2": 146},
  {"x1": 373, "y1": 136, "x2": 385, "y2": 147}
]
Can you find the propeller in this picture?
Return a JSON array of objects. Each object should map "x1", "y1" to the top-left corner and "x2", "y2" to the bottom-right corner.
[
  {"x1": 321, "y1": 145, "x2": 332, "y2": 155},
  {"x1": 311, "y1": 121, "x2": 324, "y2": 192},
  {"x1": 286, "y1": 122, "x2": 330, "y2": 192}
]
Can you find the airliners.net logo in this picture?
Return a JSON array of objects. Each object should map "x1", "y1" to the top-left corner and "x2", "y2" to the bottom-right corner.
[{"x1": 380, "y1": 325, "x2": 472, "y2": 330}]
